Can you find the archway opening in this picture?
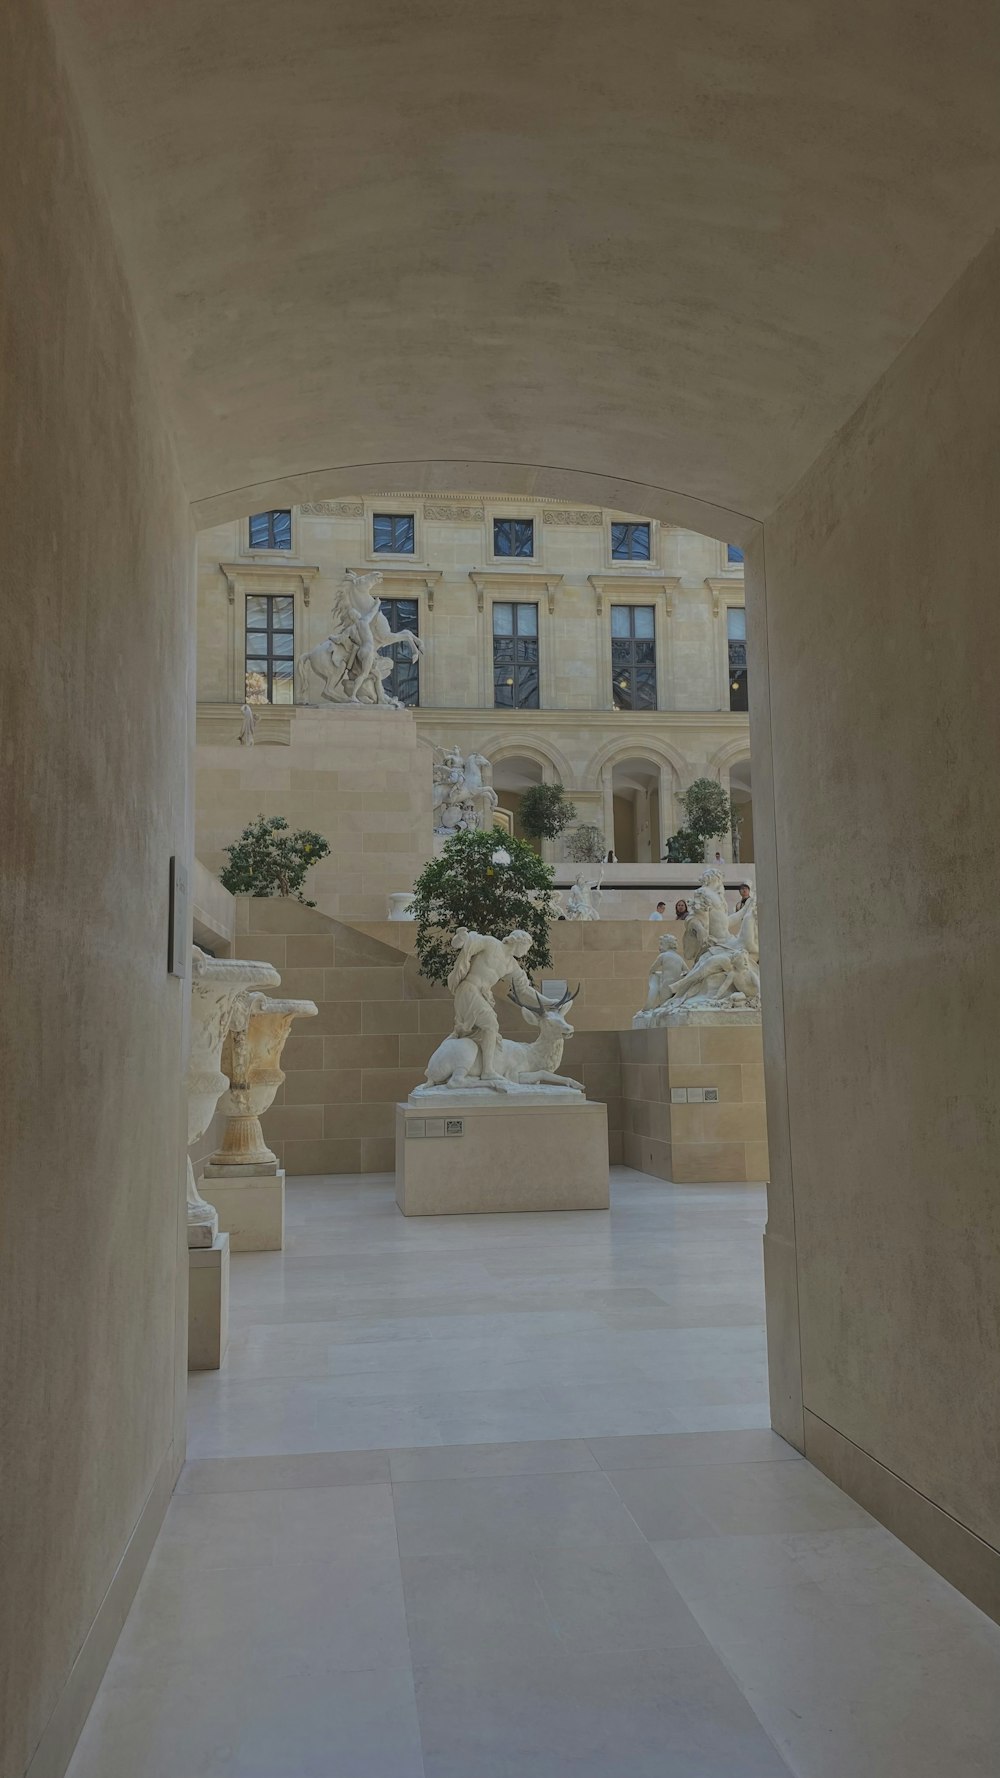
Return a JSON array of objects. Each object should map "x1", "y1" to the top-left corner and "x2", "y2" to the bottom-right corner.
[
  {"x1": 491, "y1": 754, "x2": 544, "y2": 849},
  {"x1": 611, "y1": 757, "x2": 662, "y2": 862},
  {"x1": 729, "y1": 758, "x2": 754, "y2": 863}
]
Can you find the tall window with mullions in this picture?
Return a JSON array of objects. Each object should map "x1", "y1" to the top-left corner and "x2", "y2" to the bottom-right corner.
[
  {"x1": 493, "y1": 602, "x2": 539, "y2": 708},
  {"x1": 245, "y1": 594, "x2": 294, "y2": 703},
  {"x1": 379, "y1": 597, "x2": 420, "y2": 706},
  {"x1": 611, "y1": 605, "x2": 656, "y2": 709},
  {"x1": 728, "y1": 606, "x2": 748, "y2": 710}
]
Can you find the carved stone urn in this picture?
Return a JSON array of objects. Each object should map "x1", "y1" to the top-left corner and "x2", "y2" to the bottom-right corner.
[
  {"x1": 208, "y1": 994, "x2": 318, "y2": 1172},
  {"x1": 387, "y1": 892, "x2": 416, "y2": 920},
  {"x1": 186, "y1": 949, "x2": 281, "y2": 1245}
]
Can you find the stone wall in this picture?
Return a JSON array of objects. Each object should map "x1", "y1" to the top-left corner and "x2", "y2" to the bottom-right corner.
[
  {"x1": 620, "y1": 1023, "x2": 768, "y2": 1183},
  {"x1": 230, "y1": 899, "x2": 624, "y2": 1172},
  {"x1": 0, "y1": 3, "x2": 192, "y2": 1770},
  {"x1": 353, "y1": 918, "x2": 671, "y2": 1035},
  {"x1": 196, "y1": 706, "x2": 434, "y2": 923},
  {"x1": 755, "y1": 229, "x2": 1000, "y2": 1615}
]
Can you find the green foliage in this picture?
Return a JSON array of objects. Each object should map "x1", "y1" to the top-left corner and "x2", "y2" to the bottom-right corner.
[
  {"x1": 517, "y1": 781, "x2": 577, "y2": 841},
  {"x1": 220, "y1": 815, "x2": 330, "y2": 905},
  {"x1": 664, "y1": 778, "x2": 733, "y2": 863},
  {"x1": 411, "y1": 828, "x2": 555, "y2": 985},
  {"x1": 566, "y1": 822, "x2": 607, "y2": 863}
]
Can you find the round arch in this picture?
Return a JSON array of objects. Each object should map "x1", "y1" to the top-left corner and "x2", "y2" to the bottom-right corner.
[
  {"x1": 585, "y1": 734, "x2": 689, "y2": 786},
  {"x1": 191, "y1": 459, "x2": 759, "y2": 552},
  {"x1": 708, "y1": 737, "x2": 753, "y2": 776},
  {"x1": 479, "y1": 735, "x2": 576, "y2": 787}
]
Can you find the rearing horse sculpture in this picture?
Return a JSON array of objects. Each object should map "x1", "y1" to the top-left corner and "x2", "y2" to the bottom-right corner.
[{"x1": 296, "y1": 569, "x2": 424, "y2": 706}]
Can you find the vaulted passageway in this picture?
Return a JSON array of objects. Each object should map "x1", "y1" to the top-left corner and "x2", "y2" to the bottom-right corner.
[{"x1": 5, "y1": 1, "x2": 1000, "y2": 1773}]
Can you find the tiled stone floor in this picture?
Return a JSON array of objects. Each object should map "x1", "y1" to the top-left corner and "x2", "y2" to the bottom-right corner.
[{"x1": 68, "y1": 1169, "x2": 1000, "y2": 1777}]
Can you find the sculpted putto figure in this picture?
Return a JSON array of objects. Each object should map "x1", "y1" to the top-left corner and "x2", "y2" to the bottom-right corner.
[
  {"x1": 638, "y1": 933, "x2": 687, "y2": 1019},
  {"x1": 421, "y1": 928, "x2": 569, "y2": 1091},
  {"x1": 296, "y1": 569, "x2": 423, "y2": 707}
]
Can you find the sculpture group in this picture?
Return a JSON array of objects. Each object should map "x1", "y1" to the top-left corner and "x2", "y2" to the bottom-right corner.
[
  {"x1": 633, "y1": 868, "x2": 760, "y2": 1025},
  {"x1": 418, "y1": 927, "x2": 584, "y2": 1094},
  {"x1": 297, "y1": 568, "x2": 423, "y2": 708},
  {"x1": 432, "y1": 746, "x2": 499, "y2": 834}
]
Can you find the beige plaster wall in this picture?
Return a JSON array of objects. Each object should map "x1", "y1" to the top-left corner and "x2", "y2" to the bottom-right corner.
[
  {"x1": 755, "y1": 230, "x2": 1000, "y2": 1588},
  {"x1": 0, "y1": 3, "x2": 192, "y2": 1770}
]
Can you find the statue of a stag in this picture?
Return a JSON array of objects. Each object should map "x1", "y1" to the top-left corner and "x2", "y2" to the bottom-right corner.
[{"x1": 422, "y1": 982, "x2": 584, "y2": 1092}]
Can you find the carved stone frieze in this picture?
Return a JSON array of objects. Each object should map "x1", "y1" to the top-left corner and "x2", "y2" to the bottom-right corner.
[
  {"x1": 424, "y1": 503, "x2": 485, "y2": 521},
  {"x1": 299, "y1": 501, "x2": 364, "y2": 516},
  {"x1": 542, "y1": 509, "x2": 603, "y2": 526}
]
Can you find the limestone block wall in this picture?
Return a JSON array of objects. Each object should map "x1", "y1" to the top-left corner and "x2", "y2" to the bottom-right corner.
[
  {"x1": 754, "y1": 229, "x2": 1000, "y2": 1615},
  {"x1": 353, "y1": 918, "x2": 669, "y2": 1034},
  {"x1": 1, "y1": 5, "x2": 192, "y2": 1771},
  {"x1": 232, "y1": 899, "x2": 624, "y2": 1172},
  {"x1": 620, "y1": 1024, "x2": 769, "y2": 1183},
  {"x1": 196, "y1": 706, "x2": 434, "y2": 922}
]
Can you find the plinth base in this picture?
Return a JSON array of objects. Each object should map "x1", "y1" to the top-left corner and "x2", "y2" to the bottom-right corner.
[
  {"x1": 188, "y1": 1233, "x2": 229, "y2": 1370},
  {"x1": 201, "y1": 1168, "x2": 285, "y2": 1251},
  {"x1": 395, "y1": 1098, "x2": 609, "y2": 1216}
]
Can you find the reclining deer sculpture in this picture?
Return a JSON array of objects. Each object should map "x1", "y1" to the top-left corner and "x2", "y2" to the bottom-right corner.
[{"x1": 422, "y1": 983, "x2": 584, "y2": 1092}]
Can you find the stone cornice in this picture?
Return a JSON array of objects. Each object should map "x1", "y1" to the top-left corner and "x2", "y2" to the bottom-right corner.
[
  {"x1": 220, "y1": 561, "x2": 320, "y2": 606},
  {"x1": 588, "y1": 573, "x2": 682, "y2": 616},
  {"x1": 704, "y1": 575, "x2": 745, "y2": 614},
  {"x1": 468, "y1": 569, "x2": 565, "y2": 614}
]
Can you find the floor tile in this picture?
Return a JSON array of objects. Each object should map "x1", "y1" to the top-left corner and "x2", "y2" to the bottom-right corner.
[
  {"x1": 389, "y1": 1438, "x2": 598, "y2": 1482},
  {"x1": 413, "y1": 1645, "x2": 792, "y2": 1778}
]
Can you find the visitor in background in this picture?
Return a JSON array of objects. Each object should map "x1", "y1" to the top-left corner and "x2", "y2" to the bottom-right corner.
[
  {"x1": 674, "y1": 898, "x2": 689, "y2": 921},
  {"x1": 735, "y1": 882, "x2": 752, "y2": 911},
  {"x1": 649, "y1": 901, "x2": 667, "y2": 921},
  {"x1": 606, "y1": 849, "x2": 617, "y2": 863},
  {"x1": 712, "y1": 850, "x2": 725, "y2": 871}
]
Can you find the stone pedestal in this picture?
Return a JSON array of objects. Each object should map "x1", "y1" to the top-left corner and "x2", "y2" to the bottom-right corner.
[
  {"x1": 620, "y1": 1010, "x2": 768, "y2": 1183},
  {"x1": 395, "y1": 1095, "x2": 609, "y2": 1216},
  {"x1": 202, "y1": 1165, "x2": 285, "y2": 1251},
  {"x1": 188, "y1": 1232, "x2": 230, "y2": 1370}
]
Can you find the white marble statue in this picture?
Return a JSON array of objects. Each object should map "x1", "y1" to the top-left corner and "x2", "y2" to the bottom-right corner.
[
  {"x1": 185, "y1": 949, "x2": 280, "y2": 1244},
  {"x1": 634, "y1": 891, "x2": 760, "y2": 1023},
  {"x1": 565, "y1": 866, "x2": 603, "y2": 921},
  {"x1": 432, "y1": 747, "x2": 499, "y2": 833},
  {"x1": 208, "y1": 994, "x2": 318, "y2": 1171},
  {"x1": 238, "y1": 701, "x2": 257, "y2": 745},
  {"x1": 417, "y1": 928, "x2": 580, "y2": 1093},
  {"x1": 296, "y1": 568, "x2": 423, "y2": 707},
  {"x1": 633, "y1": 934, "x2": 688, "y2": 1026}
]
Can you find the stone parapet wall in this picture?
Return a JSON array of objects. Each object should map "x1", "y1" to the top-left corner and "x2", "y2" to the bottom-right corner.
[
  {"x1": 350, "y1": 919, "x2": 669, "y2": 1033},
  {"x1": 196, "y1": 706, "x2": 434, "y2": 923}
]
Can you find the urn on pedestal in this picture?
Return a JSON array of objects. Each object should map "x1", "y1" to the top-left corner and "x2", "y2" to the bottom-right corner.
[
  {"x1": 208, "y1": 994, "x2": 319, "y2": 1171},
  {"x1": 185, "y1": 949, "x2": 281, "y2": 1246}
]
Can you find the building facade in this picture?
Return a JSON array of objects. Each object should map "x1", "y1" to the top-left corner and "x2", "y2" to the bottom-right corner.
[{"x1": 196, "y1": 495, "x2": 753, "y2": 868}]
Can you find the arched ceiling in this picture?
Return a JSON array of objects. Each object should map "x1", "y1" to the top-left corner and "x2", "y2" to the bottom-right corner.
[{"x1": 50, "y1": 0, "x2": 1000, "y2": 527}]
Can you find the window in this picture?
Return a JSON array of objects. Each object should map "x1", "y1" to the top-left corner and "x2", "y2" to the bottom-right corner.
[
  {"x1": 728, "y1": 606, "x2": 748, "y2": 711},
  {"x1": 378, "y1": 597, "x2": 420, "y2": 706},
  {"x1": 727, "y1": 544, "x2": 744, "y2": 564},
  {"x1": 373, "y1": 512, "x2": 415, "y2": 554},
  {"x1": 611, "y1": 522, "x2": 651, "y2": 561},
  {"x1": 493, "y1": 517, "x2": 534, "y2": 558},
  {"x1": 493, "y1": 602, "x2": 539, "y2": 708},
  {"x1": 248, "y1": 509, "x2": 292, "y2": 550},
  {"x1": 611, "y1": 605, "x2": 656, "y2": 710},
  {"x1": 245, "y1": 594, "x2": 294, "y2": 703}
]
